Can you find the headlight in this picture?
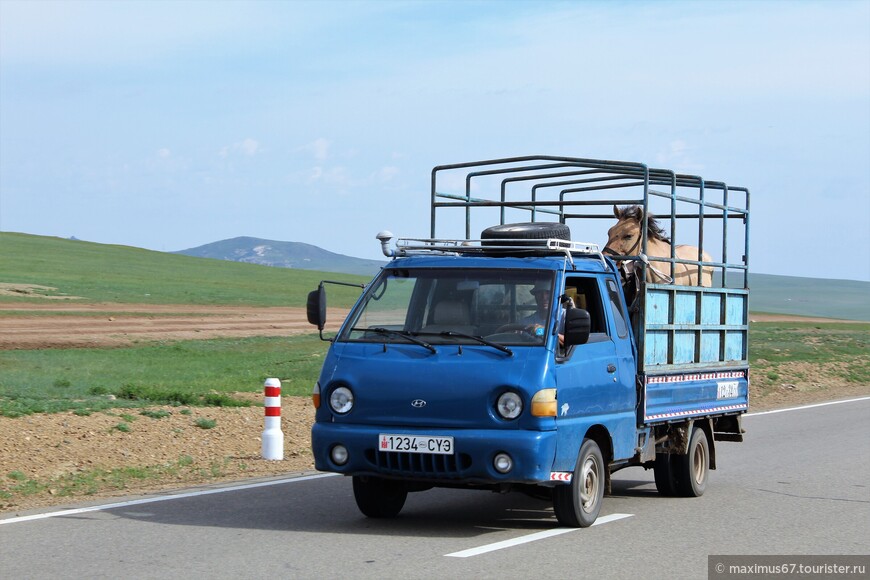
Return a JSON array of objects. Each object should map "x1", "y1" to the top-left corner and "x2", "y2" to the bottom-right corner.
[
  {"x1": 329, "y1": 386, "x2": 354, "y2": 414},
  {"x1": 496, "y1": 391, "x2": 523, "y2": 420}
]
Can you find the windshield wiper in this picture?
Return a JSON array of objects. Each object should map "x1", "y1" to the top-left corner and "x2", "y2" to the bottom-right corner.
[
  {"x1": 355, "y1": 327, "x2": 437, "y2": 354},
  {"x1": 437, "y1": 331, "x2": 514, "y2": 356}
]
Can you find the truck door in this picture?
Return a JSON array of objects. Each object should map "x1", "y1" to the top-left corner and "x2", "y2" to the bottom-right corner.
[{"x1": 553, "y1": 275, "x2": 637, "y2": 469}]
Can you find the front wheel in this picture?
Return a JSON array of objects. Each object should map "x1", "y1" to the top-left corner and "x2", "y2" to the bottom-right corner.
[
  {"x1": 672, "y1": 427, "x2": 710, "y2": 497},
  {"x1": 552, "y1": 438, "x2": 605, "y2": 527},
  {"x1": 352, "y1": 476, "x2": 408, "y2": 518}
]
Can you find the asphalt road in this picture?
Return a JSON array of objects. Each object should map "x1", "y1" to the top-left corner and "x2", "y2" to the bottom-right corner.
[{"x1": 2, "y1": 398, "x2": 868, "y2": 580}]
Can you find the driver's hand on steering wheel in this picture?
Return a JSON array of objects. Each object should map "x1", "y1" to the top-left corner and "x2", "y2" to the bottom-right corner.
[{"x1": 525, "y1": 323, "x2": 545, "y2": 338}]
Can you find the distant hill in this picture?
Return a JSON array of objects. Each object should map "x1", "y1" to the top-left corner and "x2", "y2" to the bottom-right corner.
[
  {"x1": 747, "y1": 273, "x2": 869, "y2": 321},
  {"x1": 0, "y1": 232, "x2": 367, "y2": 307},
  {"x1": 176, "y1": 237, "x2": 386, "y2": 277}
]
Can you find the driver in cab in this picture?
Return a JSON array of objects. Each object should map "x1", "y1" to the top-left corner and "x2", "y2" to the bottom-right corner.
[{"x1": 524, "y1": 280, "x2": 569, "y2": 346}]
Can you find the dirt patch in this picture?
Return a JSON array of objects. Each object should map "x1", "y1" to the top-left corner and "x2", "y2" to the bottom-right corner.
[
  {"x1": 0, "y1": 283, "x2": 83, "y2": 300},
  {"x1": 0, "y1": 303, "x2": 349, "y2": 349},
  {"x1": 749, "y1": 359, "x2": 870, "y2": 410},
  {"x1": 0, "y1": 396, "x2": 317, "y2": 513}
]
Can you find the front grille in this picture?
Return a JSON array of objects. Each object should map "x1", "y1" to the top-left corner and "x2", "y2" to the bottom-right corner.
[{"x1": 365, "y1": 449, "x2": 472, "y2": 478}]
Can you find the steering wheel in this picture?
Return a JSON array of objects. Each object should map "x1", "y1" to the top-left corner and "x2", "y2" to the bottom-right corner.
[{"x1": 494, "y1": 322, "x2": 544, "y2": 337}]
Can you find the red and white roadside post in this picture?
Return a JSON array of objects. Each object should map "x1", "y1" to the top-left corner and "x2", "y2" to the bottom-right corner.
[{"x1": 261, "y1": 378, "x2": 284, "y2": 460}]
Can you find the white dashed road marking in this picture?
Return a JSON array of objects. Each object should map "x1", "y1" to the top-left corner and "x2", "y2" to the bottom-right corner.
[{"x1": 445, "y1": 513, "x2": 634, "y2": 558}]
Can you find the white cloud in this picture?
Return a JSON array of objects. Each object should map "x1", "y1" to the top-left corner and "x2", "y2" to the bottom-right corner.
[
  {"x1": 378, "y1": 166, "x2": 399, "y2": 183},
  {"x1": 157, "y1": 148, "x2": 171, "y2": 159},
  {"x1": 655, "y1": 141, "x2": 704, "y2": 174},
  {"x1": 293, "y1": 138, "x2": 331, "y2": 162},
  {"x1": 218, "y1": 138, "x2": 261, "y2": 158},
  {"x1": 307, "y1": 166, "x2": 323, "y2": 182},
  {"x1": 0, "y1": 0, "x2": 314, "y2": 67},
  {"x1": 239, "y1": 138, "x2": 259, "y2": 157}
]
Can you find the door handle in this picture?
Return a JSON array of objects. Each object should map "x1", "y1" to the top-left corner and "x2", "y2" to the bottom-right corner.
[{"x1": 607, "y1": 364, "x2": 616, "y2": 373}]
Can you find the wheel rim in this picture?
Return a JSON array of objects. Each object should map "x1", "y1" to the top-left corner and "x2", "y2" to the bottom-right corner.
[
  {"x1": 692, "y1": 438, "x2": 707, "y2": 485},
  {"x1": 579, "y1": 456, "x2": 600, "y2": 512}
]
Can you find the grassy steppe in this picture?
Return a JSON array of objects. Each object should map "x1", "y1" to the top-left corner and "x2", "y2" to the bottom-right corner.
[
  {"x1": 0, "y1": 232, "x2": 363, "y2": 416},
  {"x1": 749, "y1": 321, "x2": 870, "y2": 395},
  {"x1": 0, "y1": 335, "x2": 327, "y2": 417},
  {"x1": 0, "y1": 232, "x2": 366, "y2": 306}
]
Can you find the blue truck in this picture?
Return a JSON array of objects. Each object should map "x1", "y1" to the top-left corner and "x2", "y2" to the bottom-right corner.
[{"x1": 306, "y1": 156, "x2": 750, "y2": 527}]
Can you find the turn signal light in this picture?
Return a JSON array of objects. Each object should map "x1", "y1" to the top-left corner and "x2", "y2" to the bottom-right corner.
[
  {"x1": 531, "y1": 388, "x2": 557, "y2": 417},
  {"x1": 312, "y1": 382, "x2": 321, "y2": 409}
]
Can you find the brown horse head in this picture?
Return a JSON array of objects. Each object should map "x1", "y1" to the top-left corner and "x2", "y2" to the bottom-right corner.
[
  {"x1": 604, "y1": 205, "x2": 670, "y2": 258},
  {"x1": 605, "y1": 205, "x2": 713, "y2": 286}
]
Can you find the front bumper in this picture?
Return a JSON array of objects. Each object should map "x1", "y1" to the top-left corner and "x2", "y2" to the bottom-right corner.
[{"x1": 312, "y1": 422, "x2": 557, "y2": 485}]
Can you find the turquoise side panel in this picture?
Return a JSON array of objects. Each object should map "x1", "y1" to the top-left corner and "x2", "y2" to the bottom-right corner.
[
  {"x1": 701, "y1": 294, "x2": 722, "y2": 325},
  {"x1": 726, "y1": 294, "x2": 746, "y2": 325},
  {"x1": 647, "y1": 290, "x2": 670, "y2": 324},
  {"x1": 674, "y1": 292, "x2": 696, "y2": 324},
  {"x1": 673, "y1": 330, "x2": 695, "y2": 364},
  {"x1": 646, "y1": 330, "x2": 669, "y2": 366},
  {"x1": 700, "y1": 330, "x2": 721, "y2": 362},
  {"x1": 725, "y1": 331, "x2": 745, "y2": 361}
]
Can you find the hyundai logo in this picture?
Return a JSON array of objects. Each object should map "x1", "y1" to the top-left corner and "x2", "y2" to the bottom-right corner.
[{"x1": 411, "y1": 399, "x2": 427, "y2": 408}]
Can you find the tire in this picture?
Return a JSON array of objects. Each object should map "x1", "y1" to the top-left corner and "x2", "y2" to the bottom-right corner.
[
  {"x1": 672, "y1": 427, "x2": 710, "y2": 497},
  {"x1": 552, "y1": 438, "x2": 605, "y2": 527},
  {"x1": 352, "y1": 476, "x2": 408, "y2": 518},
  {"x1": 481, "y1": 222, "x2": 571, "y2": 247},
  {"x1": 653, "y1": 453, "x2": 678, "y2": 497}
]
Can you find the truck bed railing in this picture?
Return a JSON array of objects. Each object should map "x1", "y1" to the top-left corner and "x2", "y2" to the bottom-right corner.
[
  {"x1": 431, "y1": 155, "x2": 749, "y2": 289},
  {"x1": 429, "y1": 155, "x2": 751, "y2": 372}
]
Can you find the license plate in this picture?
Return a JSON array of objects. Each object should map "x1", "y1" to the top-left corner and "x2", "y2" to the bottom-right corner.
[
  {"x1": 717, "y1": 380, "x2": 739, "y2": 399},
  {"x1": 379, "y1": 433, "x2": 454, "y2": 455}
]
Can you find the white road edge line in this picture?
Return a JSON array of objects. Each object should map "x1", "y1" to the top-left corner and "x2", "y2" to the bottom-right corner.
[
  {"x1": 0, "y1": 472, "x2": 338, "y2": 526},
  {"x1": 746, "y1": 396, "x2": 870, "y2": 417},
  {"x1": 445, "y1": 513, "x2": 634, "y2": 558}
]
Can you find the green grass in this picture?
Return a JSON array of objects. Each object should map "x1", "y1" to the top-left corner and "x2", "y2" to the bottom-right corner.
[
  {"x1": 0, "y1": 456, "x2": 221, "y2": 500},
  {"x1": 0, "y1": 232, "x2": 366, "y2": 307},
  {"x1": 0, "y1": 334, "x2": 329, "y2": 417},
  {"x1": 140, "y1": 409, "x2": 171, "y2": 419},
  {"x1": 749, "y1": 321, "x2": 870, "y2": 392},
  {"x1": 194, "y1": 418, "x2": 217, "y2": 429}
]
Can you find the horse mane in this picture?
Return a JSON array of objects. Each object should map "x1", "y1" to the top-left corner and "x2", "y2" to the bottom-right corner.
[{"x1": 617, "y1": 205, "x2": 671, "y2": 244}]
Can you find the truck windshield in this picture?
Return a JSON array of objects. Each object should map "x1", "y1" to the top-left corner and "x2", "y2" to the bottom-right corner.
[{"x1": 339, "y1": 269, "x2": 556, "y2": 346}]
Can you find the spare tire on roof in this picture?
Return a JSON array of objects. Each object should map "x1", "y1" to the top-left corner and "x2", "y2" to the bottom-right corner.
[{"x1": 480, "y1": 222, "x2": 571, "y2": 248}]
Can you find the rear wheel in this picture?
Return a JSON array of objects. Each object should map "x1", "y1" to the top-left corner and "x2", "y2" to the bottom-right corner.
[
  {"x1": 352, "y1": 476, "x2": 408, "y2": 518},
  {"x1": 552, "y1": 438, "x2": 605, "y2": 527},
  {"x1": 653, "y1": 453, "x2": 678, "y2": 496},
  {"x1": 673, "y1": 427, "x2": 710, "y2": 497}
]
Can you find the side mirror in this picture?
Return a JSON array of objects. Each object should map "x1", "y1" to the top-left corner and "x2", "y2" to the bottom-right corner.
[
  {"x1": 563, "y1": 308, "x2": 591, "y2": 346},
  {"x1": 306, "y1": 285, "x2": 326, "y2": 330}
]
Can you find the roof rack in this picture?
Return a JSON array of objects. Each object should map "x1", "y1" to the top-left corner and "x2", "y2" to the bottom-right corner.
[{"x1": 394, "y1": 237, "x2": 606, "y2": 269}]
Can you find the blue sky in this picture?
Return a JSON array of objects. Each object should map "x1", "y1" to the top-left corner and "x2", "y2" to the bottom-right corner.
[{"x1": 1, "y1": 0, "x2": 868, "y2": 281}]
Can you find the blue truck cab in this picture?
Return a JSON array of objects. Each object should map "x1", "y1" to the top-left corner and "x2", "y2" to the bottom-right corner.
[{"x1": 306, "y1": 156, "x2": 751, "y2": 527}]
